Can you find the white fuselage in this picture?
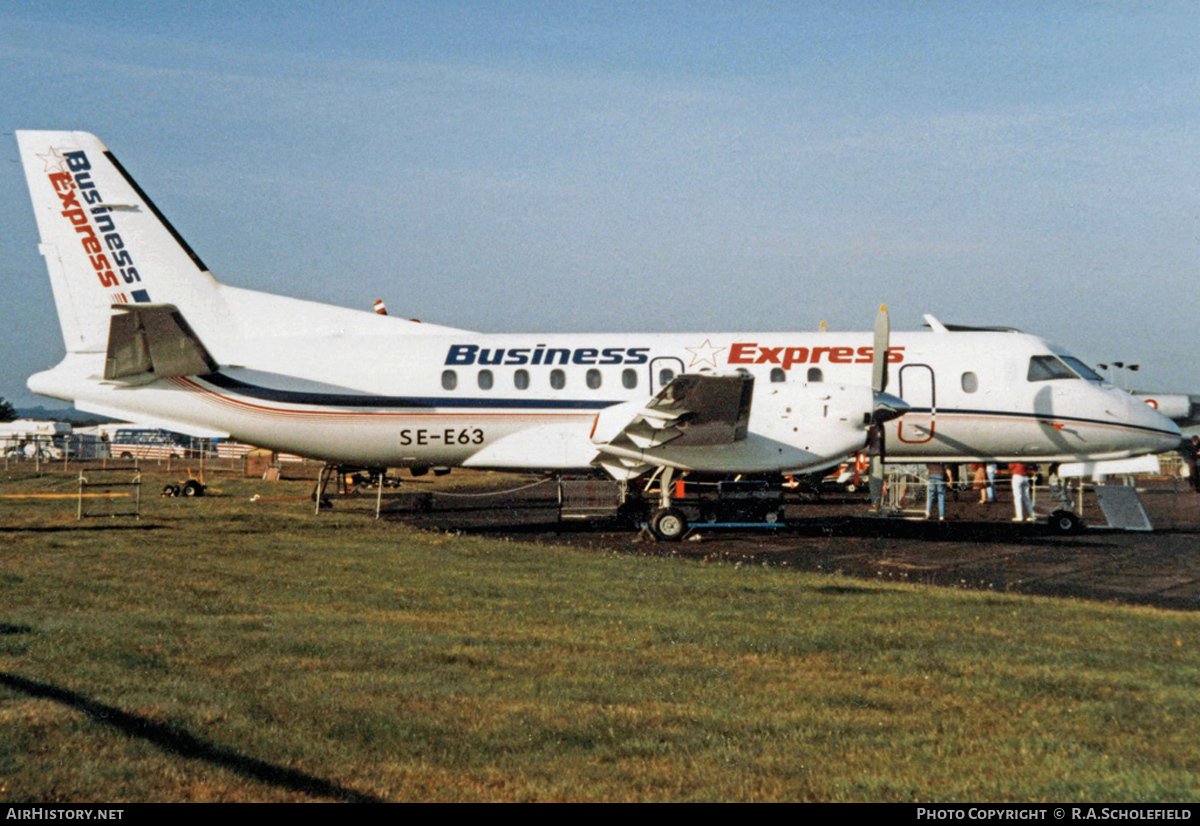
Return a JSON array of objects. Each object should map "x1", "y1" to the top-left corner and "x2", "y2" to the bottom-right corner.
[{"x1": 29, "y1": 302, "x2": 1182, "y2": 474}]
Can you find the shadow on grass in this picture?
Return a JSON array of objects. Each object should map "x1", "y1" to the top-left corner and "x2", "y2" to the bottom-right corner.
[
  {"x1": 0, "y1": 524, "x2": 166, "y2": 534},
  {"x1": 396, "y1": 506, "x2": 1081, "y2": 549},
  {"x1": 0, "y1": 671, "x2": 383, "y2": 803},
  {"x1": 813, "y1": 584, "x2": 887, "y2": 596}
]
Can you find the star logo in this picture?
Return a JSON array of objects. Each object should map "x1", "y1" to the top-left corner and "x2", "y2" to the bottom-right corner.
[
  {"x1": 37, "y1": 146, "x2": 68, "y2": 174},
  {"x1": 685, "y1": 339, "x2": 726, "y2": 371}
]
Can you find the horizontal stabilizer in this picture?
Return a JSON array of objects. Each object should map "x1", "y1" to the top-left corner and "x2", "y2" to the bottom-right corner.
[{"x1": 104, "y1": 304, "x2": 218, "y2": 382}]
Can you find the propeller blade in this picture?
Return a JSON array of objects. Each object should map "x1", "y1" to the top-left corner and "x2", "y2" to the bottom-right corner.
[
  {"x1": 866, "y1": 421, "x2": 886, "y2": 510},
  {"x1": 872, "y1": 304, "x2": 890, "y2": 394},
  {"x1": 867, "y1": 306, "x2": 904, "y2": 511}
]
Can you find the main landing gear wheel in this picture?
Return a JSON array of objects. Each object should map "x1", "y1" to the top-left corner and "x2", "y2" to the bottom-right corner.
[{"x1": 650, "y1": 507, "x2": 689, "y2": 542}]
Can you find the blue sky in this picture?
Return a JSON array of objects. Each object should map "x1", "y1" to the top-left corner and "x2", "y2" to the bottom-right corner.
[{"x1": 2, "y1": 1, "x2": 1197, "y2": 406}]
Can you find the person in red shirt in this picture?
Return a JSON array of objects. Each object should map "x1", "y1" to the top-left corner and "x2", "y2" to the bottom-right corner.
[{"x1": 1009, "y1": 463, "x2": 1034, "y2": 522}]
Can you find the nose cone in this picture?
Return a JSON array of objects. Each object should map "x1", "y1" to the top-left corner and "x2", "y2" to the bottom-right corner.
[{"x1": 872, "y1": 391, "x2": 910, "y2": 424}]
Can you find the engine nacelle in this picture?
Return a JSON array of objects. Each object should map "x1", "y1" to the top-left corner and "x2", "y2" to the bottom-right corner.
[
  {"x1": 1132, "y1": 393, "x2": 1199, "y2": 426},
  {"x1": 752, "y1": 382, "x2": 876, "y2": 472}
]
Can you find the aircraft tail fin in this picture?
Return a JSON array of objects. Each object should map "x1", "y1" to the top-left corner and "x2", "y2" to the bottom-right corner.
[{"x1": 16, "y1": 130, "x2": 224, "y2": 355}]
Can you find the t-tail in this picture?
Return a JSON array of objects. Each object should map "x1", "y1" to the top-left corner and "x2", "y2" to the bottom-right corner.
[
  {"x1": 16, "y1": 130, "x2": 449, "y2": 420},
  {"x1": 16, "y1": 130, "x2": 226, "y2": 355}
]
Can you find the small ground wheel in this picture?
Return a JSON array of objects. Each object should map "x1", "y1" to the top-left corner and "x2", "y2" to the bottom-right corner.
[
  {"x1": 1047, "y1": 509, "x2": 1084, "y2": 534},
  {"x1": 649, "y1": 507, "x2": 689, "y2": 541}
]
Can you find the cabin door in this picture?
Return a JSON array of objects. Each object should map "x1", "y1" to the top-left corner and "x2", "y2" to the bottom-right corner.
[{"x1": 897, "y1": 364, "x2": 936, "y2": 444}]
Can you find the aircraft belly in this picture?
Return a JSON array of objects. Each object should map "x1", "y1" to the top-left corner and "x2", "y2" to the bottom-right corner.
[
  {"x1": 462, "y1": 419, "x2": 600, "y2": 470},
  {"x1": 224, "y1": 413, "x2": 595, "y2": 467}
]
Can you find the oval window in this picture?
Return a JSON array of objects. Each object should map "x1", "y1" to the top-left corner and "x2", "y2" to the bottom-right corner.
[
  {"x1": 962, "y1": 372, "x2": 978, "y2": 393},
  {"x1": 550, "y1": 369, "x2": 566, "y2": 390},
  {"x1": 514, "y1": 369, "x2": 530, "y2": 390},
  {"x1": 622, "y1": 368, "x2": 638, "y2": 389},
  {"x1": 586, "y1": 369, "x2": 602, "y2": 389},
  {"x1": 441, "y1": 370, "x2": 457, "y2": 391},
  {"x1": 478, "y1": 369, "x2": 493, "y2": 390},
  {"x1": 807, "y1": 367, "x2": 823, "y2": 383},
  {"x1": 770, "y1": 368, "x2": 786, "y2": 383}
]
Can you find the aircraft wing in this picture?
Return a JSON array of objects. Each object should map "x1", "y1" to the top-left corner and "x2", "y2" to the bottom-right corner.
[{"x1": 592, "y1": 373, "x2": 754, "y2": 451}]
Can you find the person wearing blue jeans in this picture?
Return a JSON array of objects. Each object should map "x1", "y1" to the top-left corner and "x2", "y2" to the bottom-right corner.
[{"x1": 925, "y1": 463, "x2": 947, "y2": 520}]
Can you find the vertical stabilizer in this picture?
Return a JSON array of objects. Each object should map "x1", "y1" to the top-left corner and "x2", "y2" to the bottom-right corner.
[{"x1": 16, "y1": 130, "x2": 224, "y2": 354}]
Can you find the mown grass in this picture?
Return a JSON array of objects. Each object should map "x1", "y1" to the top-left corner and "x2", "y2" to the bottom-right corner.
[{"x1": 1, "y1": 467, "x2": 1198, "y2": 802}]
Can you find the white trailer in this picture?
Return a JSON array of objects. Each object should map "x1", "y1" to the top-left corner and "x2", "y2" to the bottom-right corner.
[{"x1": 0, "y1": 420, "x2": 72, "y2": 459}]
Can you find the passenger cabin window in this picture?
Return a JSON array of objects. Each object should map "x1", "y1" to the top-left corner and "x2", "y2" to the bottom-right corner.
[
  {"x1": 550, "y1": 369, "x2": 566, "y2": 390},
  {"x1": 586, "y1": 369, "x2": 602, "y2": 389},
  {"x1": 622, "y1": 368, "x2": 638, "y2": 389},
  {"x1": 807, "y1": 367, "x2": 823, "y2": 383},
  {"x1": 770, "y1": 368, "x2": 786, "y2": 383},
  {"x1": 514, "y1": 369, "x2": 530, "y2": 390},
  {"x1": 478, "y1": 369, "x2": 493, "y2": 390},
  {"x1": 659, "y1": 368, "x2": 675, "y2": 386},
  {"x1": 1027, "y1": 356, "x2": 1077, "y2": 382},
  {"x1": 441, "y1": 370, "x2": 457, "y2": 391},
  {"x1": 961, "y1": 371, "x2": 978, "y2": 393}
]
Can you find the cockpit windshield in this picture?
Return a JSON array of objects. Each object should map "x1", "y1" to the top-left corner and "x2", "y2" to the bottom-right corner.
[
  {"x1": 1057, "y1": 355, "x2": 1104, "y2": 382},
  {"x1": 1028, "y1": 354, "x2": 1104, "y2": 382},
  {"x1": 1027, "y1": 355, "x2": 1078, "y2": 382}
]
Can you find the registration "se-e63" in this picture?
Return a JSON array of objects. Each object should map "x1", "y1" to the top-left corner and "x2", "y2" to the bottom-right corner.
[{"x1": 400, "y1": 428, "x2": 485, "y2": 446}]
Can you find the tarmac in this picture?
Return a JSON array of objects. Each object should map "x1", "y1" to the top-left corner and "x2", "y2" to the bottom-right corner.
[{"x1": 389, "y1": 477, "x2": 1200, "y2": 612}]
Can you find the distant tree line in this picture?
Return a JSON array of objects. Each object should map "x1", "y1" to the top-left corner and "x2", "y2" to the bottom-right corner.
[{"x1": 0, "y1": 397, "x2": 15, "y2": 422}]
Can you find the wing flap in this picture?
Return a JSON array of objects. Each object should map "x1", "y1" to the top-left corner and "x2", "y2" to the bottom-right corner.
[{"x1": 593, "y1": 373, "x2": 754, "y2": 454}]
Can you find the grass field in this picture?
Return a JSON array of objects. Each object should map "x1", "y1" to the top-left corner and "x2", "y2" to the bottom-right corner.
[{"x1": 2, "y1": 465, "x2": 1199, "y2": 802}]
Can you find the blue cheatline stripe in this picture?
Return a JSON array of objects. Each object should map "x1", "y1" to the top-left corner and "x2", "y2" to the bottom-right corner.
[
  {"x1": 199, "y1": 372, "x2": 617, "y2": 411},
  {"x1": 192, "y1": 375, "x2": 1177, "y2": 436}
]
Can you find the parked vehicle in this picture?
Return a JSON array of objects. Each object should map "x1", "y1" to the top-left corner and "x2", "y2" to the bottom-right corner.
[
  {"x1": 0, "y1": 420, "x2": 71, "y2": 460},
  {"x1": 108, "y1": 428, "x2": 199, "y2": 460}
]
